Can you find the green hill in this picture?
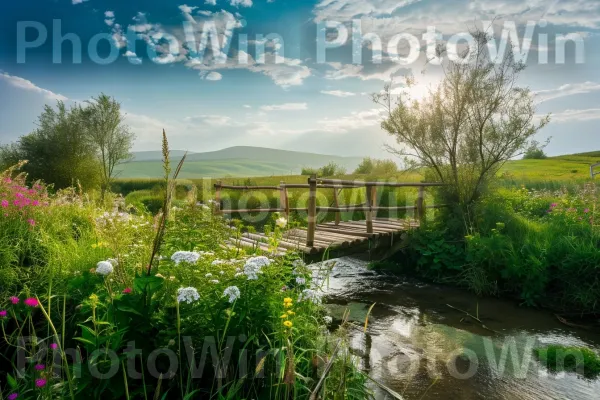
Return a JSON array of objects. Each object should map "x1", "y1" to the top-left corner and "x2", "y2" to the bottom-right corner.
[{"x1": 117, "y1": 146, "x2": 364, "y2": 178}]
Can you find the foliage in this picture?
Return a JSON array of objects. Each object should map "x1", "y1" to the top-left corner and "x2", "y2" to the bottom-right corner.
[
  {"x1": 301, "y1": 162, "x2": 346, "y2": 177},
  {"x1": 399, "y1": 183, "x2": 600, "y2": 312},
  {"x1": 375, "y1": 30, "x2": 549, "y2": 207},
  {"x1": 0, "y1": 101, "x2": 101, "y2": 190},
  {"x1": 522, "y1": 140, "x2": 548, "y2": 160},
  {"x1": 0, "y1": 160, "x2": 371, "y2": 399},
  {"x1": 353, "y1": 158, "x2": 399, "y2": 175},
  {"x1": 535, "y1": 345, "x2": 600, "y2": 379},
  {"x1": 81, "y1": 94, "x2": 135, "y2": 197}
]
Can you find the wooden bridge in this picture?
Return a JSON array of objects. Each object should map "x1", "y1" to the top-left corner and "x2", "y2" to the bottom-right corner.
[{"x1": 214, "y1": 176, "x2": 446, "y2": 256}]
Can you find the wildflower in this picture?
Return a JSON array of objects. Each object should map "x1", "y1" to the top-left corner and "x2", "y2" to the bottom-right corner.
[
  {"x1": 1, "y1": 200, "x2": 8, "y2": 208},
  {"x1": 24, "y1": 298, "x2": 39, "y2": 307},
  {"x1": 35, "y1": 378, "x2": 47, "y2": 388},
  {"x1": 280, "y1": 314, "x2": 288, "y2": 319},
  {"x1": 276, "y1": 217, "x2": 287, "y2": 228},
  {"x1": 155, "y1": 273, "x2": 165, "y2": 279},
  {"x1": 243, "y1": 256, "x2": 271, "y2": 280},
  {"x1": 34, "y1": 364, "x2": 45, "y2": 371},
  {"x1": 9, "y1": 296, "x2": 19, "y2": 305},
  {"x1": 324, "y1": 316, "x2": 333, "y2": 325},
  {"x1": 171, "y1": 251, "x2": 201, "y2": 265},
  {"x1": 298, "y1": 289, "x2": 321, "y2": 304},
  {"x1": 205, "y1": 273, "x2": 213, "y2": 278},
  {"x1": 95, "y1": 261, "x2": 113, "y2": 276},
  {"x1": 295, "y1": 277, "x2": 306, "y2": 285},
  {"x1": 168, "y1": 339, "x2": 176, "y2": 346},
  {"x1": 585, "y1": 208, "x2": 590, "y2": 213},
  {"x1": 177, "y1": 287, "x2": 200, "y2": 304},
  {"x1": 283, "y1": 301, "x2": 293, "y2": 308},
  {"x1": 210, "y1": 279, "x2": 219, "y2": 284},
  {"x1": 122, "y1": 288, "x2": 132, "y2": 294},
  {"x1": 27, "y1": 219, "x2": 35, "y2": 227},
  {"x1": 107, "y1": 258, "x2": 118, "y2": 267},
  {"x1": 169, "y1": 276, "x2": 176, "y2": 281},
  {"x1": 287, "y1": 310, "x2": 295, "y2": 315},
  {"x1": 49, "y1": 343, "x2": 58, "y2": 350},
  {"x1": 292, "y1": 259, "x2": 305, "y2": 268},
  {"x1": 223, "y1": 286, "x2": 241, "y2": 303},
  {"x1": 0, "y1": 310, "x2": 6, "y2": 318},
  {"x1": 283, "y1": 320, "x2": 292, "y2": 328},
  {"x1": 283, "y1": 297, "x2": 293, "y2": 303},
  {"x1": 219, "y1": 270, "x2": 225, "y2": 275},
  {"x1": 211, "y1": 260, "x2": 225, "y2": 266},
  {"x1": 550, "y1": 203, "x2": 558, "y2": 208},
  {"x1": 8, "y1": 393, "x2": 18, "y2": 400}
]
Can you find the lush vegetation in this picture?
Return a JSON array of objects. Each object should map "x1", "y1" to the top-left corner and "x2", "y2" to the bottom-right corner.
[
  {"x1": 396, "y1": 183, "x2": 600, "y2": 312},
  {"x1": 0, "y1": 146, "x2": 371, "y2": 399},
  {"x1": 301, "y1": 162, "x2": 347, "y2": 177},
  {"x1": 535, "y1": 345, "x2": 600, "y2": 378}
]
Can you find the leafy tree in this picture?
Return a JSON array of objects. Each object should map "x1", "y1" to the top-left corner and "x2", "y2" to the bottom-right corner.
[
  {"x1": 374, "y1": 30, "x2": 550, "y2": 206},
  {"x1": 82, "y1": 94, "x2": 135, "y2": 197},
  {"x1": 0, "y1": 102, "x2": 100, "y2": 189},
  {"x1": 354, "y1": 157, "x2": 375, "y2": 174},
  {"x1": 319, "y1": 162, "x2": 346, "y2": 177},
  {"x1": 523, "y1": 139, "x2": 549, "y2": 159}
]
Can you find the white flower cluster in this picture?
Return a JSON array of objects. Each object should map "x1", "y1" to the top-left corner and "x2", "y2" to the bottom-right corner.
[
  {"x1": 223, "y1": 286, "x2": 241, "y2": 303},
  {"x1": 177, "y1": 287, "x2": 200, "y2": 304},
  {"x1": 107, "y1": 258, "x2": 118, "y2": 267},
  {"x1": 275, "y1": 217, "x2": 287, "y2": 228},
  {"x1": 296, "y1": 277, "x2": 306, "y2": 285},
  {"x1": 171, "y1": 251, "x2": 201, "y2": 265},
  {"x1": 96, "y1": 260, "x2": 114, "y2": 276},
  {"x1": 96, "y1": 211, "x2": 131, "y2": 226},
  {"x1": 243, "y1": 256, "x2": 272, "y2": 280},
  {"x1": 298, "y1": 289, "x2": 321, "y2": 304},
  {"x1": 292, "y1": 259, "x2": 306, "y2": 268},
  {"x1": 323, "y1": 316, "x2": 333, "y2": 325}
]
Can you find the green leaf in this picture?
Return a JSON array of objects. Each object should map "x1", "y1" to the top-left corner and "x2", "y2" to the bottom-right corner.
[
  {"x1": 73, "y1": 337, "x2": 96, "y2": 347},
  {"x1": 134, "y1": 274, "x2": 164, "y2": 293},
  {"x1": 6, "y1": 373, "x2": 17, "y2": 389}
]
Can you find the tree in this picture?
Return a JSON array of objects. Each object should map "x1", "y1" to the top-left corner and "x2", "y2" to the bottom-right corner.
[
  {"x1": 82, "y1": 94, "x2": 135, "y2": 197},
  {"x1": 522, "y1": 139, "x2": 549, "y2": 159},
  {"x1": 354, "y1": 157, "x2": 399, "y2": 175},
  {"x1": 354, "y1": 157, "x2": 375, "y2": 174},
  {"x1": 374, "y1": 30, "x2": 550, "y2": 206},
  {"x1": 0, "y1": 101, "x2": 100, "y2": 189}
]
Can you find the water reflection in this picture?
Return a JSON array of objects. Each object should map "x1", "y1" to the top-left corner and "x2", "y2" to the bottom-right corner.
[{"x1": 319, "y1": 257, "x2": 600, "y2": 400}]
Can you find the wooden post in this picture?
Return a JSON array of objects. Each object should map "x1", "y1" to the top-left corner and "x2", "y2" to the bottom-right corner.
[
  {"x1": 415, "y1": 186, "x2": 425, "y2": 224},
  {"x1": 365, "y1": 185, "x2": 374, "y2": 234},
  {"x1": 214, "y1": 180, "x2": 222, "y2": 214},
  {"x1": 333, "y1": 188, "x2": 341, "y2": 226},
  {"x1": 279, "y1": 181, "x2": 290, "y2": 220},
  {"x1": 306, "y1": 175, "x2": 317, "y2": 247}
]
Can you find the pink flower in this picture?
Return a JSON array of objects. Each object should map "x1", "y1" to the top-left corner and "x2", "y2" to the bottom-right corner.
[
  {"x1": 24, "y1": 298, "x2": 39, "y2": 307},
  {"x1": 1, "y1": 200, "x2": 7, "y2": 208},
  {"x1": 9, "y1": 296, "x2": 19, "y2": 305},
  {"x1": 584, "y1": 208, "x2": 590, "y2": 213},
  {"x1": 7, "y1": 393, "x2": 18, "y2": 400},
  {"x1": 27, "y1": 219, "x2": 36, "y2": 227},
  {"x1": 122, "y1": 288, "x2": 132, "y2": 294},
  {"x1": 15, "y1": 192, "x2": 23, "y2": 199},
  {"x1": 0, "y1": 310, "x2": 7, "y2": 318},
  {"x1": 35, "y1": 378, "x2": 47, "y2": 387},
  {"x1": 34, "y1": 364, "x2": 45, "y2": 371},
  {"x1": 4, "y1": 178, "x2": 12, "y2": 184},
  {"x1": 32, "y1": 200, "x2": 39, "y2": 206},
  {"x1": 49, "y1": 343, "x2": 58, "y2": 350}
]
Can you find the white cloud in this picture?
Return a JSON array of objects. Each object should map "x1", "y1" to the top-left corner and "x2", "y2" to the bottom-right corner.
[
  {"x1": 178, "y1": 4, "x2": 198, "y2": 14},
  {"x1": 551, "y1": 108, "x2": 600, "y2": 123},
  {"x1": 321, "y1": 90, "x2": 356, "y2": 97},
  {"x1": 231, "y1": 0, "x2": 253, "y2": 7},
  {"x1": 0, "y1": 72, "x2": 68, "y2": 101},
  {"x1": 325, "y1": 62, "x2": 406, "y2": 82},
  {"x1": 316, "y1": 108, "x2": 385, "y2": 133},
  {"x1": 204, "y1": 71, "x2": 223, "y2": 81},
  {"x1": 124, "y1": 50, "x2": 137, "y2": 57},
  {"x1": 260, "y1": 103, "x2": 308, "y2": 111},
  {"x1": 205, "y1": 0, "x2": 217, "y2": 4},
  {"x1": 243, "y1": 105, "x2": 252, "y2": 108},
  {"x1": 104, "y1": 11, "x2": 114, "y2": 18},
  {"x1": 534, "y1": 82, "x2": 600, "y2": 103},
  {"x1": 72, "y1": 0, "x2": 88, "y2": 4}
]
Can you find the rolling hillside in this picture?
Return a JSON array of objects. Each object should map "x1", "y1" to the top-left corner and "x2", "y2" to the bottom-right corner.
[{"x1": 116, "y1": 146, "x2": 364, "y2": 178}]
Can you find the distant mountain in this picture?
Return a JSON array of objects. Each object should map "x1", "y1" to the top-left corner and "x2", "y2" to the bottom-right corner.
[{"x1": 118, "y1": 146, "x2": 364, "y2": 178}]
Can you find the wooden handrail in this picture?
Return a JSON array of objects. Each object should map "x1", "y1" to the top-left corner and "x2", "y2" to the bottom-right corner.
[
  {"x1": 214, "y1": 184, "x2": 282, "y2": 190},
  {"x1": 308, "y1": 178, "x2": 447, "y2": 187}
]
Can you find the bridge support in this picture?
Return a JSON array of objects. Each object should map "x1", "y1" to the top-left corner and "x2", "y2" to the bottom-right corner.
[{"x1": 306, "y1": 174, "x2": 317, "y2": 247}]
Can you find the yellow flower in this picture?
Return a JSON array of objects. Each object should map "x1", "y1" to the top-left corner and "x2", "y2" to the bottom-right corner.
[
  {"x1": 283, "y1": 320, "x2": 292, "y2": 328},
  {"x1": 89, "y1": 294, "x2": 99, "y2": 306},
  {"x1": 91, "y1": 244, "x2": 97, "y2": 249},
  {"x1": 283, "y1": 297, "x2": 293, "y2": 303},
  {"x1": 283, "y1": 302, "x2": 293, "y2": 308},
  {"x1": 280, "y1": 314, "x2": 288, "y2": 319},
  {"x1": 287, "y1": 310, "x2": 295, "y2": 315}
]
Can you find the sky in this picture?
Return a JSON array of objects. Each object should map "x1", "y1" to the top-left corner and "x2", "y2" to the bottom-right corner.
[{"x1": 0, "y1": 0, "x2": 599, "y2": 158}]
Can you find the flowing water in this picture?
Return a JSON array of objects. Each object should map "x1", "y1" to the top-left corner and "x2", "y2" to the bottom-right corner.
[{"x1": 319, "y1": 257, "x2": 600, "y2": 400}]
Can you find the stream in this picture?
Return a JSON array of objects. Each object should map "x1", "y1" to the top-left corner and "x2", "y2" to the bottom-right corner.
[{"x1": 319, "y1": 257, "x2": 600, "y2": 400}]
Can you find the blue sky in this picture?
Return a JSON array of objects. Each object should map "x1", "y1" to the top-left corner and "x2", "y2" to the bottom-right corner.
[{"x1": 1, "y1": 0, "x2": 599, "y2": 158}]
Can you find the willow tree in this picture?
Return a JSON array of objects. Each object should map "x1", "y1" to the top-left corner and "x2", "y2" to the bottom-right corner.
[
  {"x1": 83, "y1": 94, "x2": 135, "y2": 198},
  {"x1": 375, "y1": 30, "x2": 550, "y2": 206}
]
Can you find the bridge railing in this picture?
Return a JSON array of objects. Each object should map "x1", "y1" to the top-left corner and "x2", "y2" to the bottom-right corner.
[
  {"x1": 214, "y1": 175, "x2": 447, "y2": 247},
  {"x1": 591, "y1": 162, "x2": 600, "y2": 178}
]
